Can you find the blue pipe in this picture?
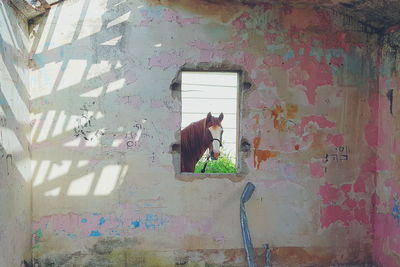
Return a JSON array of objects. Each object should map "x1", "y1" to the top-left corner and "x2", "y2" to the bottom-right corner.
[{"x1": 240, "y1": 182, "x2": 256, "y2": 267}]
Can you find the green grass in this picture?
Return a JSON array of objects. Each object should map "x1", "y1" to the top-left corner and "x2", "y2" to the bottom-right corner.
[{"x1": 194, "y1": 150, "x2": 237, "y2": 173}]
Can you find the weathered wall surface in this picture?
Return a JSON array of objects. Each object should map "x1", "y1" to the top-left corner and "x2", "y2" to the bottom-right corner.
[
  {"x1": 372, "y1": 27, "x2": 400, "y2": 267},
  {"x1": 0, "y1": 1, "x2": 32, "y2": 266},
  {"x1": 30, "y1": 0, "x2": 381, "y2": 266}
]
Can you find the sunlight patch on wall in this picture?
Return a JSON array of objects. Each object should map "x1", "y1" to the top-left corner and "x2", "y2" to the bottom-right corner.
[
  {"x1": 15, "y1": 158, "x2": 32, "y2": 182},
  {"x1": 84, "y1": 137, "x2": 100, "y2": 147},
  {"x1": 107, "y1": 11, "x2": 131, "y2": 28},
  {"x1": 115, "y1": 61, "x2": 123, "y2": 69},
  {"x1": 80, "y1": 86, "x2": 104, "y2": 97},
  {"x1": 93, "y1": 165, "x2": 123, "y2": 196},
  {"x1": 67, "y1": 173, "x2": 94, "y2": 196},
  {"x1": 0, "y1": 71, "x2": 29, "y2": 123},
  {"x1": 58, "y1": 60, "x2": 87, "y2": 91},
  {"x1": 36, "y1": 110, "x2": 56, "y2": 142},
  {"x1": 77, "y1": 0, "x2": 104, "y2": 40},
  {"x1": 45, "y1": 187, "x2": 61, "y2": 197},
  {"x1": 112, "y1": 139, "x2": 124, "y2": 147},
  {"x1": 64, "y1": 137, "x2": 81, "y2": 147},
  {"x1": 106, "y1": 78, "x2": 125, "y2": 93},
  {"x1": 31, "y1": 160, "x2": 38, "y2": 176},
  {"x1": 33, "y1": 160, "x2": 50, "y2": 186},
  {"x1": 77, "y1": 160, "x2": 89, "y2": 168},
  {"x1": 0, "y1": 127, "x2": 24, "y2": 154},
  {"x1": 95, "y1": 112, "x2": 104, "y2": 120},
  {"x1": 52, "y1": 111, "x2": 67, "y2": 137},
  {"x1": 101, "y1": 36, "x2": 122, "y2": 46},
  {"x1": 0, "y1": 2, "x2": 20, "y2": 49},
  {"x1": 30, "y1": 62, "x2": 64, "y2": 99},
  {"x1": 36, "y1": 2, "x2": 66, "y2": 51},
  {"x1": 48, "y1": 160, "x2": 72, "y2": 181},
  {"x1": 30, "y1": 113, "x2": 43, "y2": 140},
  {"x1": 87, "y1": 61, "x2": 112, "y2": 80}
]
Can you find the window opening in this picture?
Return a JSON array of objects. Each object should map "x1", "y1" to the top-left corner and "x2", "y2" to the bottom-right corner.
[{"x1": 181, "y1": 71, "x2": 238, "y2": 173}]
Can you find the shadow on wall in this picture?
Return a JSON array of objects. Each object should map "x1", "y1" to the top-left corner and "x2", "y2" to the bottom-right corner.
[
  {"x1": 0, "y1": 1, "x2": 32, "y2": 266},
  {"x1": 29, "y1": 0, "x2": 182, "y2": 239},
  {"x1": 30, "y1": 0, "x2": 140, "y2": 201}
]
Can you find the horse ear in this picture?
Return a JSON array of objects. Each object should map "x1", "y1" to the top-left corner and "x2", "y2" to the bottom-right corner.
[
  {"x1": 206, "y1": 112, "x2": 212, "y2": 123},
  {"x1": 219, "y1": 112, "x2": 224, "y2": 122}
]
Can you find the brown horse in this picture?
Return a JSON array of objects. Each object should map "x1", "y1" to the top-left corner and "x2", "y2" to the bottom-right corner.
[{"x1": 181, "y1": 112, "x2": 224, "y2": 172}]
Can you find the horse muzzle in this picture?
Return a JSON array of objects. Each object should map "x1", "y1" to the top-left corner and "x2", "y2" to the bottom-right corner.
[{"x1": 211, "y1": 151, "x2": 220, "y2": 160}]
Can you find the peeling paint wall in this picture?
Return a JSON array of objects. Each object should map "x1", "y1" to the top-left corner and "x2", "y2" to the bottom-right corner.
[
  {"x1": 0, "y1": 1, "x2": 32, "y2": 266},
  {"x1": 29, "y1": 0, "x2": 383, "y2": 266},
  {"x1": 372, "y1": 27, "x2": 400, "y2": 267}
]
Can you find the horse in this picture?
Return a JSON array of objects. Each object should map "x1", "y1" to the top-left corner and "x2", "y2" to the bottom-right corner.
[{"x1": 181, "y1": 112, "x2": 224, "y2": 172}]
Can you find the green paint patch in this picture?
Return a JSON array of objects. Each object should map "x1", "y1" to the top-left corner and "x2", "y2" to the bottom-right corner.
[
  {"x1": 204, "y1": 23, "x2": 231, "y2": 41},
  {"x1": 32, "y1": 229, "x2": 43, "y2": 249}
]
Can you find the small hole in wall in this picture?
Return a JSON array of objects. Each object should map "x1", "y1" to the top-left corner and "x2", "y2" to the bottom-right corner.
[
  {"x1": 243, "y1": 82, "x2": 252, "y2": 90},
  {"x1": 170, "y1": 82, "x2": 180, "y2": 91},
  {"x1": 387, "y1": 89, "x2": 394, "y2": 115},
  {"x1": 180, "y1": 71, "x2": 239, "y2": 174},
  {"x1": 171, "y1": 143, "x2": 180, "y2": 153}
]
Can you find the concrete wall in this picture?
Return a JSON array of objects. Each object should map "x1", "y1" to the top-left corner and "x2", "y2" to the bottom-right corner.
[
  {"x1": 30, "y1": 0, "x2": 382, "y2": 266},
  {"x1": 0, "y1": 1, "x2": 32, "y2": 266},
  {"x1": 372, "y1": 27, "x2": 400, "y2": 267}
]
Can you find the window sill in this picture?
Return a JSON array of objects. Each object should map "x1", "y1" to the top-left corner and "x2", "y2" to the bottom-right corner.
[{"x1": 175, "y1": 172, "x2": 245, "y2": 182}]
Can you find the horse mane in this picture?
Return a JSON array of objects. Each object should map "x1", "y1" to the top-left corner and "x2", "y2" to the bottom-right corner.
[{"x1": 181, "y1": 118, "x2": 208, "y2": 161}]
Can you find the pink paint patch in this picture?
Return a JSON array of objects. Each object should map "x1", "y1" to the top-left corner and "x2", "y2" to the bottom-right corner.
[
  {"x1": 295, "y1": 115, "x2": 336, "y2": 136},
  {"x1": 373, "y1": 214, "x2": 400, "y2": 267},
  {"x1": 230, "y1": 52, "x2": 257, "y2": 71},
  {"x1": 254, "y1": 71, "x2": 276, "y2": 88},
  {"x1": 320, "y1": 183, "x2": 340, "y2": 204},
  {"x1": 309, "y1": 162, "x2": 325, "y2": 178},
  {"x1": 343, "y1": 199, "x2": 358, "y2": 209},
  {"x1": 327, "y1": 134, "x2": 344, "y2": 147},
  {"x1": 329, "y1": 56, "x2": 344, "y2": 67},
  {"x1": 353, "y1": 172, "x2": 370, "y2": 193},
  {"x1": 353, "y1": 157, "x2": 386, "y2": 193},
  {"x1": 284, "y1": 46, "x2": 333, "y2": 104},
  {"x1": 364, "y1": 94, "x2": 385, "y2": 148},
  {"x1": 394, "y1": 139, "x2": 400, "y2": 154},
  {"x1": 354, "y1": 206, "x2": 369, "y2": 224},
  {"x1": 148, "y1": 50, "x2": 187, "y2": 70},
  {"x1": 263, "y1": 54, "x2": 283, "y2": 67},
  {"x1": 320, "y1": 206, "x2": 352, "y2": 228},
  {"x1": 340, "y1": 184, "x2": 352, "y2": 194},
  {"x1": 373, "y1": 213, "x2": 400, "y2": 267},
  {"x1": 232, "y1": 13, "x2": 250, "y2": 31}
]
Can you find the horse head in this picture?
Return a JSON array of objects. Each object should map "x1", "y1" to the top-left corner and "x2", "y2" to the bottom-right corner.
[{"x1": 205, "y1": 112, "x2": 224, "y2": 160}]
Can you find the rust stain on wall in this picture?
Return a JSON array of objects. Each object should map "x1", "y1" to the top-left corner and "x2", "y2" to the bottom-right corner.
[
  {"x1": 271, "y1": 105, "x2": 286, "y2": 131},
  {"x1": 270, "y1": 104, "x2": 298, "y2": 132},
  {"x1": 253, "y1": 136, "x2": 279, "y2": 169}
]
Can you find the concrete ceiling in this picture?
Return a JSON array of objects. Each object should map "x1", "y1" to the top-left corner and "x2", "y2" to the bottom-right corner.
[
  {"x1": 238, "y1": 0, "x2": 400, "y2": 31},
  {"x1": 10, "y1": 0, "x2": 400, "y2": 31},
  {"x1": 10, "y1": 0, "x2": 50, "y2": 20}
]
